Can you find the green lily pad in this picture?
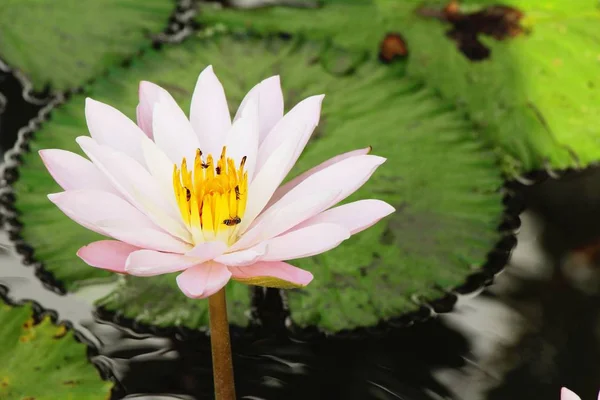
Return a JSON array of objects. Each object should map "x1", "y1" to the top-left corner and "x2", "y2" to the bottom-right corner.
[
  {"x1": 199, "y1": 0, "x2": 600, "y2": 175},
  {"x1": 0, "y1": 301, "x2": 112, "y2": 399},
  {"x1": 12, "y1": 33, "x2": 504, "y2": 332},
  {"x1": 97, "y1": 273, "x2": 251, "y2": 329},
  {"x1": 0, "y1": 0, "x2": 176, "y2": 92}
]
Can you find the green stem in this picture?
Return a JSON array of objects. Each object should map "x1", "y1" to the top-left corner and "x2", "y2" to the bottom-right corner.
[{"x1": 208, "y1": 286, "x2": 236, "y2": 400}]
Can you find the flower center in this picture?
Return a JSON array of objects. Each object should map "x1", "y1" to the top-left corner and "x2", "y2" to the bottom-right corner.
[{"x1": 172, "y1": 146, "x2": 248, "y2": 245}]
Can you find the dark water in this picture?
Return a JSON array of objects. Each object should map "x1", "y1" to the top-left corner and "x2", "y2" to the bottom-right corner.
[{"x1": 0, "y1": 68, "x2": 599, "y2": 400}]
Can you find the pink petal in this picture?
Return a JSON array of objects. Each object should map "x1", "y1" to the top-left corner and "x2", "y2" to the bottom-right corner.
[
  {"x1": 268, "y1": 147, "x2": 371, "y2": 208},
  {"x1": 237, "y1": 134, "x2": 301, "y2": 234},
  {"x1": 224, "y1": 99, "x2": 259, "y2": 180},
  {"x1": 255, "y1": 95, "x2": 324, "y2": 177},
  {"x1": 190, "y1": 66, "x2": 231, "y2": 158},
  {"x1": 176, "y1": 261, "x2": 232, "y2": 299},
  {"x1": 185, "y1": 241, "x2": 228, "y2": 258},
  {"x1": 152, "y1": 91, "x2": 200, "y2": 165},
  {"x1": 85, "y1": 98, "x2": 146, "y2": 164},
  {"x1": 125, "y1": 250, "x2": 200, "y2": 277},
  {"x1": 229, "y1": 261, "x2": 313, "y2": 288},
  {"x1": 261, "y1": 223, "x2": 350, "y2": 261},
  {"x1": 136, "y1": 105, "x2": 148, "y2": 137},
  {"x1": 76, "y1": 137, "x2": 189, "y2": 241},
  {"x1": 77, "y1": 240, "x2": 140, "y2": 273},
  {"x1": 214, "y1": 243, "x2": 267, "y2": 267},
  {"x1": 140, "y1": 135, "x2": 178, "y2": 201},
  {"x1": 48, "y1": 189, "x2": 191, "y2": 253},
  {"x1": 39, "y1": 149, "x2": 118, "y2": 194},
  {"x1": 136, "y1": 81, "x2": 168, "y2": 139},
  {"x1": 234, "y1": 75, "x2": 283, "y2": 144},
  {"x1": 124, "y1": 240, "x2": 228, "y2": 278},
  {"x1": 294, "y1": 199, "x2": 395, "y2": 235},
  {"x1": 273, "y1": 154, "x2": 386, "y2": 217},
  {"x1": 233, "y1": 189, "x2": 339, "y2": 251},
  {"x1": 561, "y1": 388, "x2": 581, "y2": 400}
]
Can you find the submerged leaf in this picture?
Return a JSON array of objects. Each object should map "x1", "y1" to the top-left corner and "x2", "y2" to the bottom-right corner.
[{"x1": 0, "y1": 302, "x2": 112, "y2": 399}]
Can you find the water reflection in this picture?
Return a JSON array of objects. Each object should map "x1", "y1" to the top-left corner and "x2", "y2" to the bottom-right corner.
[{"x1": 434, "y1": 179, "x2": 600, "y2": 399}]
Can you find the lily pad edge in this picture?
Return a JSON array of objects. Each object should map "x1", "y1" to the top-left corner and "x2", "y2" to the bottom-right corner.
[
  {"x1": 0, "y1": 290, "x2": 117, "y2": 397},
  {"x1": 0, "y1": 0, "x2": 196, "y2": 97}
]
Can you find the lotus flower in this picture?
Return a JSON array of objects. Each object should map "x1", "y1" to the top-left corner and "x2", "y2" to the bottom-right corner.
[
  {"x1": 562, "y1": 388, "x2": 600, "y2": 400},
  {"x1": 40, "y1": 66, "x2": 394, "y2": 299}
]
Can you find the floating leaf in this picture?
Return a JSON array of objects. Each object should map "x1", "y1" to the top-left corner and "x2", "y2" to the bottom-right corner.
[
  {"x1": 12, "y1": 33, "x2": 504, "y2": 332},
  {"x1": 97, "y1": 273, "x2": 251, "y2": 329},
  {"x1": 282, "y1": 50, "x2": 504, "y2": 332},
  {"x1": 0, "y1": 302, "x2": 112, "y2": 399},
  {"x1": 199, "y1": 0, "x2": 600, "y2": 174},
  {"x1": 0, "y1": 0, "x2": 176, "y2": 92}
]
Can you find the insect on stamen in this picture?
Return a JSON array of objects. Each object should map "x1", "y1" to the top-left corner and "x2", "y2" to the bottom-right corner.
[
  {"x1": 223, "y1": 216, "x2": 241, "y2": 226},
  {"x1": 173, "y1": 144, "x2": 249, "y2": 245}
]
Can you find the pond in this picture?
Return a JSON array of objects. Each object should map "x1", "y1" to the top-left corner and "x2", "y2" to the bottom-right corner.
[{"x1": 1, "y1": 1, "x2": 599, "y2": 398}]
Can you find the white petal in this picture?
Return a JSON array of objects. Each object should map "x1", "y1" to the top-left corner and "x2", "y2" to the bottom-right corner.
[
  {"x1": 136, "y1": 80, "x2": 169, "y2": 138},
  {"x1": 267, "y1": 147, "x2": 371, "y2": 208},
  {"x1": 125, "y1": 250, "x2": 201, "y2": 276},
  {"x1": 185, "y1": 241, "x2": 228, "y2": 258},
  {"x1": 140, "y1": 135, "x2": 177, "y2": 202},
  {"x1": 232, "y1": 189, "x2": 339, "y2": 252},
  {"x1": 273, "y1": 154, "x2": 386, "y2": 215},
  {"x1": 48, "y1": 189, "x2": 191, "y2": 253},
  {"x1": 85, "y1": 98, "x2": 146, "y2": 164},
  {"x1": 561, "y1": 388, "x2": 582, "y2": 400},
  {"x1": 152, "y1": 93, "x2": 200, "y2": 165},
  {"x1": 214, "y1": 243, "x2": 267, "y2": 267},
  {"x1": 255, "y1": 95, "x2": 324, "y2": 176},
  {"x1": 294, "y1": 199, "x2": 395, "y2": 235},
  {"x1": 190, "y1": 66, "x2": 231, "y2": 157},
  {"x1": 237, "y1": 134, "x2": 301, "y2": 233},
  {"x1": 234, "y1": 75, "x2": 283, "y2": 144},
  {"x1": 76, "y1": 136, "x2": 190, "y2": 242},
  {"x1": 225, "y1": 98, "x2": 259, "y2": 180},
  {"x1": 260, "y1": 223, "x2": 350, "y2": 261},
  {"x1": 39, "y1": 149, "x2": 118, "y2": 194}
]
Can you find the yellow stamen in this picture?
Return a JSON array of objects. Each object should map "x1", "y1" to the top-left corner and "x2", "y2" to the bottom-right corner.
[{"x1": 173, "y1": 147, "x2": 248, "y2": 245}]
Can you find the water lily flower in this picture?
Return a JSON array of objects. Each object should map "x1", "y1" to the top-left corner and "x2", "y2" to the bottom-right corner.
[
  {"x1": 40, "y1": 66, "x2": 394, "y2": 299},
  {"x1": 561, "y1": 387, "x2": 600, "y2": 400}
]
